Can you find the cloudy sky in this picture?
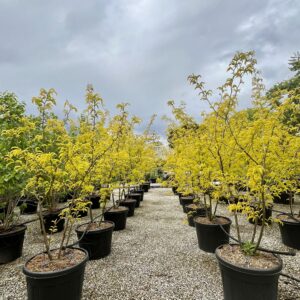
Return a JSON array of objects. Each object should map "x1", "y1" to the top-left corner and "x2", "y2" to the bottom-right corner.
[{"x1": 0, "y1": 0, "x2": 299, "y2": 136}]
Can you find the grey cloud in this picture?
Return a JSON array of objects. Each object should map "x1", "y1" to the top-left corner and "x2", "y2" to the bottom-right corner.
[{"x1": 0, "y1": 0, "x2": 299, "y2": 136}]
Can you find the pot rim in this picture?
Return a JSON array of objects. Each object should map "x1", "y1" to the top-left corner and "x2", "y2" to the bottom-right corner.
[
  {"x1": 104, "y1": 206, "x2": 129, "y2": 214},
  {"x1": 120, "y1": 199, "x2": 137, "y2": 204},
  {"x1": 23, "y1": 247, "x2": 88, "y2": 278},
  {"x1": 75, "y1": 221, "x2": 115, "y2": 234},
  {"x1": 276, "y1": 213, "x2": 300, "y2": 225},
  {"x1": 0, "y1": 224, "x2": 27, "y2": 237},
  {"x1": 215, "y1": 244, "x2": 283, "y2": 275},
  {"x1": 193, "y1": 215, "x2": 232, "y2": 226}
]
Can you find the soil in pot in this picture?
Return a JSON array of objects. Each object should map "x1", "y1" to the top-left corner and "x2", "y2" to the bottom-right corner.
[
  {"x1": 23, "y1": 247, "x2": 88, "y2": 300},
  {"x1": 42, "y1": 211, "x2": 65, "y2": 234},
  {"x1": 119, "y1": 199, "x2": 137, "y2": 217},
  {"x1": 277, "y1": 214, "x2": 300, "y2": 250},
  {"x1": 0, "y1": 225, "x2": 27, "y2": 264},
  {"x1": 104, "y1": 207, "x2": 129, "y2": 231},
  {"x1": 126, "y1": 193, "x2": 142, "y2": 208},
  {"x1": 194, "y1": 216, "x2": 231, "y2": 253},
  {"x1": 216, "y1": 244, "x2": 282, "y2": 300},
  {"x1": 76, "y1": 221, "x2": 114, "y2": 259}
]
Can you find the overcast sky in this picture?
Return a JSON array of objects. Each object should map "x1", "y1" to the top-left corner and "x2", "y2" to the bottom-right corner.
[{"x1": 0, "y1": 0, "x2": 299, "y2": 136}]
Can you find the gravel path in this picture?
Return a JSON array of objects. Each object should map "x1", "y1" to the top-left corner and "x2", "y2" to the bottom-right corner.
[{"x1": 0, "y1": 187, "x2": 299, "y2": 299}]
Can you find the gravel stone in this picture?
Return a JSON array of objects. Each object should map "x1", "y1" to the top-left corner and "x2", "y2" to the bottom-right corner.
[{"x1": 0, "y1": 187, "x2": 299, "y2": 299}]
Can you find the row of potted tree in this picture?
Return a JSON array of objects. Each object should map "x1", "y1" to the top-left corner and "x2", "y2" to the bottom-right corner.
[
  {"x1": 165, "y1": 51, "x2": 300, "y2": 300},
  {"x1": 0, "y1": 86, "x2": 158, "y2": 300}
]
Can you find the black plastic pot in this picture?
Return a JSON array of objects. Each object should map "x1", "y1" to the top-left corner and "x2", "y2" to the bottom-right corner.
[
  {"x1": 187, "y1": 214, "x2": 196, "y2": 227},
  {"x1": 180, "y1": 196, "x2": 195, "y2": 213},
  {"x1": 273, "y1": 191, "x2": 294, "y2": 204},
  {"x1": 88, "y1": 195, "x2": 100, "y2": 209},
  {"x1": 19, "y1": 200, "x2": 38, "y2": 215},
  {"x1": 140, "y1": 183, "x2": 150, "y2": 192},
  {"x1": 216, "y1": 244, "x2": 282, "y2": 300},
  {"x1": 248, "y1": 204, "x2": 273, "y2": 226},
  {"x1": 194, "y1": 216, "x2": 231, "y2": 253},
  {"x1": 119, "y1": 199, "x2": 137, "y2": 217},
  {"x1": 42, "y1": 211, "x2": 65, "y2": 234},
  {"x1": 104, "y1": 207, "x2": 129, "y2": 231},
  {"x1": 150, "y1": 178, "x2": 156, "y2": 183},
  {"x1": 69, "y1": 201, "x2": 89, "y2": 218},
  {"x1": 185, "y1": 204, "x2": 209, "y2": 216},
  {"x1": 23, "y1": 247, "x2": 88, "y2": 300},
  {"x1": 172, "y1": 186, "x2": 178, "y2": 194},
  {"x1": 133, "y1": 189, "x2": 144, "y2": 201},
  {"x1": 179, "y1": 194, "x2": 195, "y2": 205},
  {"x1": 278, "y1": 214, "x2": 300, "y2": 250},
  {"x1": 127, "y1": 193, "x2": 142, "y2": 208},
  {"x1": 0, "y1": 225, "x2": 27, "y2": 264},
  {"x1": 59, "y1": 191, "x2": 74, "y2": 203},
  {"x1": 76, "y1": 221, "x2": 114, "y2": 259},
  {"x1": 186, "y1": 205, "x2": 210, "y2": 227}
]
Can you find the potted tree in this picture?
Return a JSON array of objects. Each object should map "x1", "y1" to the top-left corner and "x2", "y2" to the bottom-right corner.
[
  {"x1": 7, "y1": 89, "x2": 89, "y2": 300},
  {"x1": 0, "y1": 92, "x2": 31, "y2": 263},
  {"x1": 188, "y1": 51, "x2": 298, "y2": 299},
  {"x1": 166, "y1": 101, "x2": 232, "y2": 253}
]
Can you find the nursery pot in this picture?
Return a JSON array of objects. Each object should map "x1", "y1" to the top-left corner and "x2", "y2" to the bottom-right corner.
[
  {"x1": 127, "y1": 193, "x2": 142, "y2": 208},
  {"x1": 278, "y1": 214, "x2": 300, "y2": 250},
  {"x1": 187, "y1": 214, "x2": 196, "y2": 227},
  {"x1": 185, "y1": 204, "x2": 209, "y2": 216},
  {"x1": 140, "y1": 183, "x2": 150, "y2": 192},
  {"x1": 88, "y1": 195, "x2": 100, "y2": 209},
  {"x1": 69, "y1": 202, "x2": 89, "y2": 218},
  {"x1": 0, "y1": 225, "x2": 27, "y2": 264},
  {"x1": 248, "y1": 204, "x2": 273, "y2": 226},
  {"x1": 180, "y1": 196, "x2": 195, "y2": 213},
  {"x1": 76, "y1": 221, "x2": 115, "y2": 259},
  {"x1": 194, "y1": 216, "x2": 231, "y2": 253},
  {"x1": 186, "y1": 205, "x2": 210, "y2": 227},
  {"x1": 42, "y1": 211, "x2": 65, "y2": 234},
  {"x1": 273, "y1": 191, "x2": 294, "y2": 204},
  {"x1": 133, "y1": 189, "x2": 144, "y2": 201},
  {"x1": 179, "y1": 194, "x2": 195, "y2": 205},
  {"x1": 119, "y1": 199, "x2": 137, "y2": 217},
  {"x1": 20, "y1": 199, "x2": 38, "y2": 215},
  {"x1": 23, "y1": 247, "x2": 88, "y2": 300},
  {"x1": 215, "y1": 244, "x2": 282, "y2": 300},
  {"x1": 172, "y1": 186, "x2": 178, "y2": 194},
  {"x1": 104, "y1": 207, "x2": 129, "y2": 231}
]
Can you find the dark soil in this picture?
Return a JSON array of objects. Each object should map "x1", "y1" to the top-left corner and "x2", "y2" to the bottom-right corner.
[
  {"x1": 25, "y1": 248, "x2": 86, "y2": 273},
  {"x1": 77, "y1": 222, "x2": 113, "y2": 232},
  {"x1": 216, "y1": 244, "x2": 281, "y2": 270},
  {"x1": 194, "y1": 216, "x2": 229, "y2": 225},
  {"x1": 107, "y1": 206, "x2": 128, "y2": 212},
  {"x1": 278, "y1": 214, "x2": 300, "y2": 223}
]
